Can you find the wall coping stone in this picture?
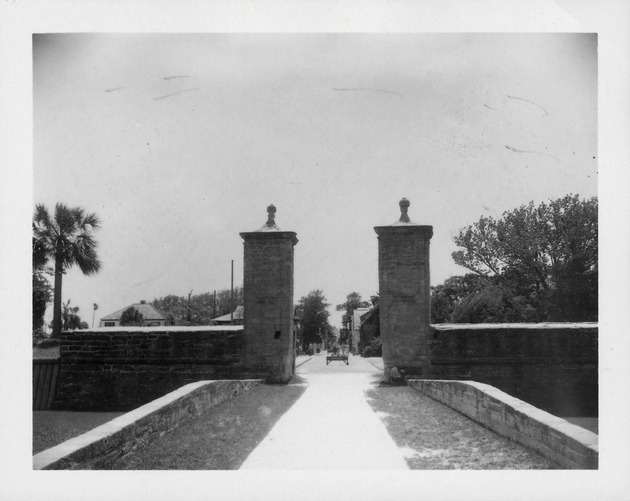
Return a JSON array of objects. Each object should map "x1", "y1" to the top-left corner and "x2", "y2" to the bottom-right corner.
[
  {"x1": 431, "y1": 323, "x2": 597, "y2": 331},
  {"x1": 408, "y1": 379, "x2": 598, "y2": 469},
  {"x1": 33, "y1": 379, "x2": 261, "y2": 470},
  {"x1": 62, "y1": 326, "x2": 244, "y2": 334}
]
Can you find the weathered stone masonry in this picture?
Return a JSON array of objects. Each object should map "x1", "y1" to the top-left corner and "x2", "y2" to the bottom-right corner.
[
  {"x1": 53, "y1": 327, "x2": 248, "y2": 411},
  {"x1": 373, "y1": 199, "x2": 596, "y2": 418},
  {"x1": 409, "y1": 379, "x2": 598, "y2": 469},
  {"x1": 51, "y1": 200, "x2": 597, "y2": 420},
  {"x1": 240, "y1": 205, "x2": 298, "y2": 383},
  {"x1": 375, "y1": 198, "x2": 433, "y2": 379},
  {"x1": 52, "y1": 205, "x2": 297, "y2": 411},
  {"x1": 36, "y1": 380, "x2": 261, "y2": 470},
  {"x1": 430, "y1": 323, "x2": 598, "y2": 417}
]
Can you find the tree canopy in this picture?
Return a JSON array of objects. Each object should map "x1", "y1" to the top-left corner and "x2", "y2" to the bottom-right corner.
[
  {"x1": 61, "y1": 300, "x2": 89, "y2": 330},
  {"x1": 430, "y1": 274, "x2": 487, "y2": 323},
  {"x1": 152, "y1": 287, "x2": 243, "y2": 326},
  {"x1": 33, "y1": 203, "x2": 102, "y2": 337},
  {"x1": 32, "y1": 241, "x2": 53, "y2": 335},
  {"x1": 335, "y1": 292, "x2": 370, "y2": 313},
  {"x1": 435, "y1": 195, "x2": 597, "y2": 323},
  {"x1": 296, "y1": 289, "x2": 331, "y2": 349},
  {"x1": 33, "y1": 270, "x2": 52, "y2": 335},
  {"x1": 336, "y1": 291, "x2": 371, "y2": 343},
  {"x1": 120, "y1": 306, "x2": 144, "y2": 327}
]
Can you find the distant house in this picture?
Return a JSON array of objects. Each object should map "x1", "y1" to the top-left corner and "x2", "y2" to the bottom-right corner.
[
  {"x1": 341, "y1": 306, "x2": 380, "y2": 355},
  {"x1": 351, "y1": 307, "x2": 371, "y2": 354},
  {"x1": 359, "y1": 306, "x2": 380, "y2": 351},
  {"x1": 211, "y1": 305, "x2": 244, "y2": 325},
  {"x1": 99, "y1": 300, "x2": 169, "y2": 327}
]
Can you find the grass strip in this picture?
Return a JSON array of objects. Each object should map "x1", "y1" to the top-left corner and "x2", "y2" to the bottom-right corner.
[
  {"x1": 33, "y1": 411, "x2": 123, "y2": 454},
  {"x1": 110, "y1": 382, "x2": 306, "y2": 470}
]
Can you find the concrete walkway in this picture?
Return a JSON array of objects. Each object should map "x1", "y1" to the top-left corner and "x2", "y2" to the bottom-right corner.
[{"x1": 240, "y1": 352, "x2": 409, "y2": 469}]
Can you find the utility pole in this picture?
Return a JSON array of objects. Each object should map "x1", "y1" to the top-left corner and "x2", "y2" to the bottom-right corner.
[
  {"x1": 92, "y1": 303, "x2": 98, "y2": 329},
  {"x1": 187, "y1": 290, "x2": 193, "y2": 323},
  {"x1": 230, "y1": 260, "x2": 234, "y2": 324},
  {"x1": 213, "y1": 290, "x2": 217, "y2": 319}
]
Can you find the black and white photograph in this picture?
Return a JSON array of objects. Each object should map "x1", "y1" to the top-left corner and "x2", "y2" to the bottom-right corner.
[{"x1": 2, "y1": 1, "x2": 629, "y2": 500}]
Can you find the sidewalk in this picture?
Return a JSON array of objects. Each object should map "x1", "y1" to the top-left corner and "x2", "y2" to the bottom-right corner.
[{"x1": 240, "y1": 353, "x2": 409, "y2": 469}]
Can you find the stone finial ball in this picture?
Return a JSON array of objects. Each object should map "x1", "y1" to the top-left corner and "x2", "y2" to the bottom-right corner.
[
  {"x1": 265, "y1": 204, "x2": 277, "y2": 227},
  {"x1": 398, "y1": 198, "x2": 410, "y2": 223}
]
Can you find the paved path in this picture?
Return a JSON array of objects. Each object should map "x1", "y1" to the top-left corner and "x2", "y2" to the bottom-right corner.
[{"x1": 240, "y1": 352, "x2": 409, "y2": 469}]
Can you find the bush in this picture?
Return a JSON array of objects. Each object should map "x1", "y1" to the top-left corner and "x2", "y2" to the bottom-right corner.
[
  {"x1": 362, "y1": 337, "x2": 382, "y2": 357},
  {"x1": 120, "y1": 306, "x2": 144, "y2": 327},
  {"x1": 36, "y1": 338, "x2": 60, "y2": 349},
  {"x1": 451, "y1": 285, "x2": 534, "y2": 323},
  {"x1": 32, "y1": 328, "x2": 48, "y2": 343}
]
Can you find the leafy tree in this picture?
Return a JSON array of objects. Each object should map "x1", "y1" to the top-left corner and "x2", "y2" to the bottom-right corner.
[
  {"x1": 152, "y1": 295, "x2": 188, "y2": 325},
  {"x1": 451, "y1": 286, "x2": 533, "y2": 323},
  {"x1": 336, "y1": 291, "x2": 371, "y2": 344},
  {"x1": 33, "y1": 270, "x2": 52, "y2": 334},
  {"x1": 33, "y1": 227, "x2": 53, "y2": 336},
  {"x1": 296, "y1": 290, "x2": 331, "y2": 349},
  {"x1": 32, "y1": 264, "x2": 53, "y2": 335},
  {"x1": 451, "y1": 194, "x2": 597, "y2": 322},
  {"x1": 120, "y1": 306, "x2": 144, "y2": 327},
  {"x1": 61, "y1": 299, "x2": 89, "y2": 330},
  {"x1": 336, "y1": 292, "x2": 370, "y2": 313},
  {"x1": 152, "y1": 287, "x2": 243, "y2": 326},
  {"x1": 33, "y1": 203, "x2": 101, "y2": 337},
  {"x1": 430, "y1": 274, "x2": 488, "y2": 323},
  {"x1": 213, "y1": 287, "x2": 244, "y2": 317}
]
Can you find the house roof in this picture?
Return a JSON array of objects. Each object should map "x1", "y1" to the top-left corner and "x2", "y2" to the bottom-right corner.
[
  {"x1": 211, "y1": 305, "x2": 244, "y2": 323},
  {"x1": 360, "y1": 306, "x2": 379, "y2": 323},
  {"x1": 101, "y1": 302, "x2": 169, "y2": 322},
  {"x1": 352, "y1": 308, "x2": 370, "y2": 326}
]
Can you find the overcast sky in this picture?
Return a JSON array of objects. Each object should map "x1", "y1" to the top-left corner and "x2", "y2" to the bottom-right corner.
[{"x1": 33, "y1": 33, "x2": 597, "y2": 328}]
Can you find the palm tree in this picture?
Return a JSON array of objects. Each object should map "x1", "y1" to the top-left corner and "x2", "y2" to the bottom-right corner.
[{"x1": 33, "y1": 203, "x2": 102, "y2": 337}]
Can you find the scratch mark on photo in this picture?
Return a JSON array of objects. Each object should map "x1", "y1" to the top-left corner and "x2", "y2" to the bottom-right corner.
[
  {"x1": 154, "y1": 88, "x2": 200, "y2": 101},
  {"x1": 505, "y1": 145, "x2": 559, "y2": 161},
  {"x1": 163, "y1": 75, "x2": 195, "y2": 80},
  {"x1": 333, "y1": 88, "x2": 404, "y2": 98},
  {"x1": 507, "y1": 95, "x2": 549, "y2": 116}
]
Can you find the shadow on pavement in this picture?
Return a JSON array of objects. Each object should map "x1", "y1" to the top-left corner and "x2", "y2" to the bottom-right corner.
[{"x1": 289, "y1": 373, "x2": 308, "y2": 385}]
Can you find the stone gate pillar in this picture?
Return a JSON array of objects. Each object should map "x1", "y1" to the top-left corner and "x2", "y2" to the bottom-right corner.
[
  {"x1": 240, "y1": 205, "x2": 298, "y2": 383},
  {"x1": 374, "y1": 198, "x2": 433, "y2": 380}
]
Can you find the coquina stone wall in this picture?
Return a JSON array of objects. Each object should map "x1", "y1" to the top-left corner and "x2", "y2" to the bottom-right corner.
[
  {"x1": 409, "y1": 379, "x2": 598, "y2": 469},
  {"x1": 53, "y1": 326, "x2": 250, "y2": 411},
  {"x1": 240, "y1": 231, "x2": 297, "y2": 383},
  {"x1": 429, "y1": 323, "x2": 598, "y2": 417},
  {"x1": 36, "y1": 380, "x2": 261, "y2": 470},
  {"x1": 375, "y1": 198, "x2": 433, "y2": 380}
]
